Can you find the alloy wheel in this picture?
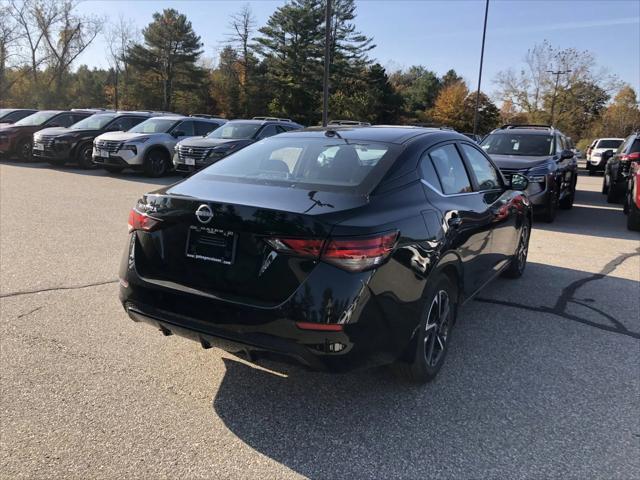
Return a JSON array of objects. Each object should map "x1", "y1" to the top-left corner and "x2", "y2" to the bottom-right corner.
[
  {"x1": 516, "y1": 223, "x2": 530, "y2": 271},
  {"x1": 149, "y1": 152, "x2": 166, "y2": 176},
  {"x1": 424, "y1": 290, "x2": 451, "y2": 367},
  {"x1": 20, "y1": 141, "x2": 32, "y2": 161}
]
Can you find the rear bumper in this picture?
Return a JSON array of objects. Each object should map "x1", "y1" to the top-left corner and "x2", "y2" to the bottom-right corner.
[{"x1": 119, "y1": 237, "x2": 404, "y2": 372}]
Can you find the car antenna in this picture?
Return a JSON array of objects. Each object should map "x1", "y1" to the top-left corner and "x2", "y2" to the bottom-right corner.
[{"x1": 325, "y1": 129, "x2": 349, "y2": 143}]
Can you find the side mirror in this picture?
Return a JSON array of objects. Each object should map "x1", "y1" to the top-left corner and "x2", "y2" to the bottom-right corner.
[
  {"x1": 510, "y1": 173, "x2": 529, "y2": 191},
  {"x1": 172, "y1": 130, "x2": 185, "y2": 138},
  {"x1": 602, "y1": 149, "x2": 614, "y2": 161},
  {"x1": 560, "y1": 149, "x2": 574, "y2": 160}
]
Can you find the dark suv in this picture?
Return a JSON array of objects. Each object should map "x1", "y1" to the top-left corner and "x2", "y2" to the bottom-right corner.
[
  {"x1": 480, "y1": 125, "x2": 578, "y2": 222},
  {"x1": 602, "y1": 132, "x2": 640, "y2": 204},
  {"x1": 173, "y1": 117, "x2": 303, "y2": 173},
  {"x1": 33, "y1": 111, "x2": 151, "y2": 168},
  {"x1": 0, "y1": 109, "x2": 100, "y2": 161},
  {"x1": 0, "y1": 108, "x2": 38, "y2": 127}
]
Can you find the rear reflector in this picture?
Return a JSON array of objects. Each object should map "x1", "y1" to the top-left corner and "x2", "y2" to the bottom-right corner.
[
  {"x1": 296, "y1": 322, "x2": 344, "y2": 331},
  {"x1": 266, "y1": 231, "x2": 398, "y2": 272},
  {"x1": 128, "y1": 208, "x2": 161, "y2": 233}
]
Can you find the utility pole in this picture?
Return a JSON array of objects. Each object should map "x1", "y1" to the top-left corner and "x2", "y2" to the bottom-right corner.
[
  {"x1": 547, "y1": 69, "x2": 571, "y2": 125},
  {"x1": 472, "y1": 0, "x2": 490, "y2": 137},
  {"x1": 322, "y1": 0, "x2": 332, "y2": 127}
]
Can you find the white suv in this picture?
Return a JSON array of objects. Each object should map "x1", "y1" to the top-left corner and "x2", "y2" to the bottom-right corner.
[
  {"x1": 93, "y1": 116, "x2": 223, "y2": 176},
  {"x1": 587, "y1": 137, "x2": 624, "y2": 174}
]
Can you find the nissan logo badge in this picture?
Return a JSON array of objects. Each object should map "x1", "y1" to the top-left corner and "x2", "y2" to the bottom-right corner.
[{"x1": 195, "y1": 204, "x2": 214, "y2": 224}]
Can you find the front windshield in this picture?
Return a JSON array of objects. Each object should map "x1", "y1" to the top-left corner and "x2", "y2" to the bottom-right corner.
[
  {"x1": 196, "y1": 137, "x2": 396, "y2": 194},
  {"x1": 71, "y1": 114, "x2": 116, "y2": 130},
  {"x1": 481, "y1": 133, "x2": 555, "y2": 156},
  {"x1": 129, "y1": 118, "x2": 179, "y2": 134},
  {"x1": 0, "y1": 109, "x2": 9, "y2": 118},
  {"x1": 14, "y1": 111, "x2": 59, "y2": 126},
  {"x1": 207, "y1": 123, "x2": 261, "y2": 140}
]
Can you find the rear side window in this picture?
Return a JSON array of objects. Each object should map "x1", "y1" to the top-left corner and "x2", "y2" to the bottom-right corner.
[
  {"x1": 257, "y1": 124, "x2": 280, "y2": 139},
  {"x1": 195, "y1": 121, "x2": 218, "y2": 136},
  {"x1": 174, "y1": 121, "x2": 195, "y2": 136},
  {"x1": 630, "y1": 139, "x2": 640, "y2": 154},
  {"x1": 429, "y1": 144, "x2": 472, "y2": 194},
  {"x1": 50, "y1": 113, "x2": 77, "y2": 127},
  {"x1": 460, "y1": 144, "x2": 501, "y2": 191},
  {"x1": 116, "y1": 117, "x2": 146, "y2": 131}
]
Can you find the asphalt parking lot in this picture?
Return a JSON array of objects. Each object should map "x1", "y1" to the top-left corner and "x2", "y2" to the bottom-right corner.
[{"x1": 1, "y1": 161, "x2": 639, "y2": 479}]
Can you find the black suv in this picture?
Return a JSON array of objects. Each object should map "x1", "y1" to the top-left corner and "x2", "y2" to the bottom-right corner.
[
  {"x1": 33, "y1": 111, "x2": 151, "y2": 168},
  {"x1": 602, "y1": 132, "x2": 640, "y2": 203},
  {"x1": 0, "y1": 109, "x2": 100, "y2": 161},
  {"x1": 480, "y1": 125, "x2": 578, "y2": 222},
  {"x1": 0, "y1": 108, "x2": 38, "y2": 127},
  {"x1": 173, "y1": 117, "x2": 303, "y2": 173}
]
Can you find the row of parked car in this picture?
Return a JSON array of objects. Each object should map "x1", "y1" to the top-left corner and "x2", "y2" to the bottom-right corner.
[{"x1": 0, "y1": 108, "x2": 305, "y2": 177}]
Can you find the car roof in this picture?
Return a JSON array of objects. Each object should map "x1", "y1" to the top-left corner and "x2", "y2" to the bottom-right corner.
[
  {"x1": 277, "y1": 125, "x2": 466, "y2": 144},
  {"x1": 146, "y1": 115, "x2": 221, "y2": 122}
]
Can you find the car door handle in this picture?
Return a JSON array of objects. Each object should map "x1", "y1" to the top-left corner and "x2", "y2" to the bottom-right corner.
[{"x1": 448, "y1": 216, "x2": 462, "y2": 228}]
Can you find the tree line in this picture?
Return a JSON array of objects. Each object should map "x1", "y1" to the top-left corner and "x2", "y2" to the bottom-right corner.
[{"x1": 1, "y1": 0, "x2": 638, "y2": 141}]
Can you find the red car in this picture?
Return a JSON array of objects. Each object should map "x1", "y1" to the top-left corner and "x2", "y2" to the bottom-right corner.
[{"x1": 624, "y1": 159, "x2": 640, "y2": 231}]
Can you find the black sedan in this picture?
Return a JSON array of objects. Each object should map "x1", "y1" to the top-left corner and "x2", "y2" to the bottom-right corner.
[{"x1": 120, "y1": 126, "x2": 531, "y2": 382}]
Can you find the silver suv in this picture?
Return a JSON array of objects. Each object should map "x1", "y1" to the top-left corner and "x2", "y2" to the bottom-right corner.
[{"x1": 92, "y1": 116, "x2": 224, "y2": 176}]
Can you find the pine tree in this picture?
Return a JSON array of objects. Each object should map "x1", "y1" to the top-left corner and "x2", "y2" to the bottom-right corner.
[{"x1": 128, "y1": 9, "x2": 204, "y2": 111}]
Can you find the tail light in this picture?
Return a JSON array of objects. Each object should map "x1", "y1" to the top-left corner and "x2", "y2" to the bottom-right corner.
[
  {"x1": 128, "y1": 208, "x2": 161, "y2": 233},
  {"x1": 621, "y1": 152, "x2": 640, "y2": 161},
  {"x1": 266, "y1": 232, "x2": 398, "y2": 272}
]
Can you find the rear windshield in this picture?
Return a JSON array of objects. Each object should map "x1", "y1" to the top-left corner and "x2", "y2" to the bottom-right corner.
[
  {"x1": 129, "y1": 118, "x2": 179, "y2": 134},
  {"x1": 195, "y1": 136, "x2": 398, "y2": 194},
  {"x1": 207, "y1": 123, "x2": 261, "y2": 139},
  {"x1": 14, "y1": 111, "x2": 59, "y2": 126},
  {"x1": 596, "y1": 139, "x2": 623, "y2": 149},
  {"x1": 71, "y1": 114, "x2": 116, "y2": 130},
  {"x1": 481, "y1": 133, "x2": 554, "y2": 156},
  {"x1": 630, "y1": 139, "x2": 640, "y2": 154}
]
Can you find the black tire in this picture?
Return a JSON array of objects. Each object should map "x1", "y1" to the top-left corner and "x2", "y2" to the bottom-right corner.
[
  {"x1": 602, "y1": 173, "x2": 609, "y2": 194},
  {"x1": 627, "y1": 197, "x2": 640, "y2": 231},
  {"x1": 143, "y1": 149, "x2": 170, "y2": 177},
  {"x1": 76, "y1": 143, "x2": 96, "y2": 169},
  {"x1": 540, "y1": 190, "x2": 558, "y2": 223},
  {"x1": 16, "y1": 138, "x2": 32, "y2": 161},
  {"x1": 393, "y1": 275, "x2": 457, "y2": 384},
  {"x1": 559, "y1": 178, "x2": 576, "y2": 210},
  {"x1": 104, "y1": 165, "x2": 124, "y2": 174},
  {"x1": 606, "y1": 182, "x2": 622, "y2": 204},
  {"x1": 502, "y1": 217, "x2": 531, "y2": 279},
  {"x1": 588, "y1": 165, "x2": 595, "y2": 176}
]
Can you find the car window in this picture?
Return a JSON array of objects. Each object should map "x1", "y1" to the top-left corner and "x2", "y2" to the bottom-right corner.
[
  {"x1": 197, "y1": 137, "x2": 395, "y2": 194},
  {"x1": 429, "y1": 144, "x2": 472, "y2": 195},
  {"x1": 3, "y1": 110, "x2": 34, "y2": 122},
  {"x1": 419, "y1": 151, "x2": 443, "y2": 193},
  {"x1": 49, "y1": 113, "x2": 77, "y2": 127},
  {"x1": 174, "y1": 120, "x2": 195, "y2": 136},
  {"x1": 195, "y1": 121, "x2": 218, "y2": 136},
  {"x1": 257, "y1": 124, "x2": 279, "y2": 139},
  {"x1": 556, "y1": 135, "x2": 565, "y2": 152},
  {"x1": 597, "y1": 139, "x2": 623, "y2": 149},
  {"x1": 629, "y1": 139, "x2": 640, "y2": 154},
  {"x1": 461, "y1": 144, "x2": 501, "y2": 191},
  {"x1": 481, "y1": 133, "x2": 554, "y2": 156}
]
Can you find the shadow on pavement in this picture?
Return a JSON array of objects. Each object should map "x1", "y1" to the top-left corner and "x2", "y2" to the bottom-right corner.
[
  {"x1": 0, "y1": 159, "x2": 181, "y2": 186},
  {"x1": 212, "y1": 258, "x2": 639, "y2": 478}
]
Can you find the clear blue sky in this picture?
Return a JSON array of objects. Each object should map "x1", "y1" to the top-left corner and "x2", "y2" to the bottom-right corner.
[{"x1": 76, "y1": 0, "x2": 640, "y2": 96}]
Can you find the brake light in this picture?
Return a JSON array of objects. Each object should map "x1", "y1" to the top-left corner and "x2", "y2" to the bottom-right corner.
[
  {"x1": 621, "y1": 152, "x2": 640, "y2": 161},
  {"x1": 128, "y1": 208, "x2": 161, "y2": 233},
  {"x1": 266, "y1": 232, "x2": 398, "y2": 272}
]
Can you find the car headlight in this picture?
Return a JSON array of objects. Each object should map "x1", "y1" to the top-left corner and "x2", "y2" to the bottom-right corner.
[
  {"x1": 593, "y1": 152, "x2": 602, "y2": 157},
  {"x1": 527, "y1": 163, "x2": 554, "y2": 183}
]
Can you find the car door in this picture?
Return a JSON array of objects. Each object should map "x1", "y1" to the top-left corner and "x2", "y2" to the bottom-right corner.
[
  {"x1": 459, "y1": 141, "x2": 519, "y2": 270},
  {"x1": 419, "y1": 142, "x2": 496, "y2": 295}
]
